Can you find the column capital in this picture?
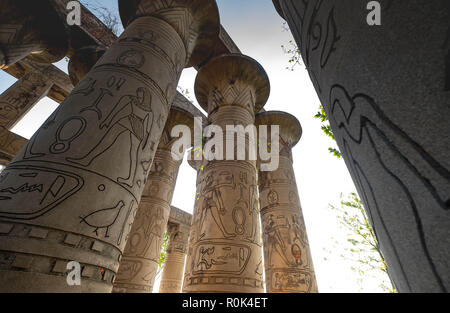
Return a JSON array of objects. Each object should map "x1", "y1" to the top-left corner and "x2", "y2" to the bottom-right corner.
[
  {"x1": 255, "y1": 110, "x2": 302, "y2": 150},
  {"x1": 68, "y1": 45, "x2": 107, "y2": 86},
  {"x1": 118, "y1": 0, "x2": 220, "y2": 68},
  {"x1": 195, "y1": 54, "x2": 270, "y2": 115},
  {"x1": 255, "y1": 110, "x2": 302, "y2": 164},
  {"x1": 0, "y1": 0, "x2": 69, "y2": 68},
  {"x1": 272, "y1": 0, "x2": 286, "y2": 19}
]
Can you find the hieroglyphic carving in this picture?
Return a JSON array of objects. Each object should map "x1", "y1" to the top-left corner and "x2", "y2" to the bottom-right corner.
[
  {"x1": 0, "y1": 1, "x2": 219, "y2": 292},
  {"x1": 274, "y1": 0, "x2": 450, "y2": 292},
  {"x1": 183, "y1": 54, "x2": 269, "y2": 293},
  {"x1": 113, "y1": 107, "x2": 194, "y2": 293},
  {"x1": 328, "y1": 84, "x2": 450, "y2": 292},
  {"x1": 256, "y1": 111, "x2": 317, "y2": 293}
]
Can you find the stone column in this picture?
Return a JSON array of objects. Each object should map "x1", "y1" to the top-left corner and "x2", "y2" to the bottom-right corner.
[
  {"x1": 182, "y1": 154, "x2": 202, "y2": 290},
  {"x1": 272, "y1": 0, "x2": 450, "y2": 292},
  {"x1": 0, "y1": 0, "x2": 219, "y2": 292},
  {"x1": 0, "y1": 0, "x2": 68, "y2": 69},
  {"x1": 159, "y1": 206, "x2": 192, "y2": 293},
  {"x1": 113, "y1": 107, "x2": 195, "y2": 293},
  {"x1": 183, "y1": 54, "x2": 270, "y2": 293},
  {"x1": 256, "y1": 111, "x2": 318, "y2": 293},
  {"x1": 68, "y1": 46, "x2": 107, "y2": 87}
]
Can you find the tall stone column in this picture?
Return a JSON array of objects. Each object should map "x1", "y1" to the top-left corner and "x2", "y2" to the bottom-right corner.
[
  {"x1": 159, "y1": 206, "x2": 192, "y2": 293},
  {"x1": 183, "y1": 154, "x2": 203, "y2": 290},
  {"x1": 113, "y1": 107, "x2": 195, "y2": 293},
  {"x1": 0, "y1": 0, "x2": 68, "y2": 69},
  {"x1": 272, "y1": 0, "x2": 450, "y2": 292},
  {"x1": 256, "y1": 111, "x2": 318, "y2": 293},
  {"x1": 0, "y1": 0, "x2": 219, "y2": 292},
  {"x1": 183, "y1": 54, "x2": 270, "y2": 293}
]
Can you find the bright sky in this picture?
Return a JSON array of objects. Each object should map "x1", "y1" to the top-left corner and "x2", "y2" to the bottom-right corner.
[{"x1": 0, "y1": 0, "x2": 390, "y2": 292}]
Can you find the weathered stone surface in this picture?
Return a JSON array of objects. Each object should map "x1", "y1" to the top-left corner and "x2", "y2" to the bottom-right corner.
[
  {"x1": 5, "y1": 59, "x2": 74, "y2": 104},
  {"x1": 0, "y1": 69, "x2": 53, "y2": 129},
  {"x1": 113, "y1": 107, "x2": 195, "y2": 293},
  {"x1": 273, "y1": 0, "x2": 450, "y2": 292},
  {"x1": 183, "y1": 54, "x2": 269, "y2": 293},
  {"x1": 0, "y1": 126, "x2": 27, "y2": 165},
  {"x1": 0, "y1": 0, "x2": 219, "y2": 292},
  {"x1": 256, "y1": 111, "x2": 318, "y2": 293},
  {"x1": 159, "y1": 206, "x2": 192, "y2": 293},
  {"x1": 0, "y1": 0, "x2": 68, "y2": 68},
  {"x1": 68, "y1": 46, "x2": 107, "y2": 86}
]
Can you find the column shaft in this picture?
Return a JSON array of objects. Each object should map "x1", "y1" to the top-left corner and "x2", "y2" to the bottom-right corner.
[
  {"x1": 183, "y1": 55, "x2": 269, "y2": 293},
  {"x1": 274, "y1": 0, "x2": 450, "y2": 292},
  {"x1": 0, "y1": 13, "x2": 187, "y2": 292},
  {"x1": 113, "y1": 147, "x2": 181, "y2": 293},
  {"x1": 159, "y1": 219, "x2": 191, "y2": 293},
  {"x1": 259, "y1": 155, "x2": 318, "y2": 292}
]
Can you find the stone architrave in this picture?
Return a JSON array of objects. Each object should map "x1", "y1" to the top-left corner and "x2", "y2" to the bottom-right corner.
[
  {"x1": 256, "y1": 111, "x2": 318, "y2": 293},
  {"x1": 0, "y1": 69, "x2": 54, "y2": 129},
  {"x1": 0, "y1": 0, "x2": 68, "y2": 69},
  {"x1": 113, "y1": 107, "x2": 195, "y2": 293},
  {"x1": 0, "y1": 0, "x2": 219, "y2": 292},
  {"x1": 272, "y1": 0, "x2": 450, "y2": 292},
  {"x1": 183, "y1": 54, "x2": 270, "y2": 293},
  {"x1": 159, "y1": 206, "x2": 192, "y2": 293}
]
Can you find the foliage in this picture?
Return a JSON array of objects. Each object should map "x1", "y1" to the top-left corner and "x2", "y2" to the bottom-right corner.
[
  {"x1": 313, "y1": 105, "x2": 342, "y2": 158},
  {"x1": 281, "y1": 39, "x2": 302, "y2": 71},
  {"x1": 81, "y1": 1, "x2": 122, "y2": 35},
  {"x1": 329, "y1": 193, "x2": 397, "y2": 292},
  {"x1": 281, "y1": 22, "x2": 302, "y2": 71},
  {"x1": 177, "y1": 87, "x2": 194, "y2": 104},
  {"x1": 281, "y1": 27, "x2": 341, "y2": 158},
  {"x1": 157, "y1": 232, "x2": 170, "y2": 273}
]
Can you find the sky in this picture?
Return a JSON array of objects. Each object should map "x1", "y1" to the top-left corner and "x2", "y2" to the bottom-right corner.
[{"x1": 0, "y1": 0, "x2": 390, "y2": 292}]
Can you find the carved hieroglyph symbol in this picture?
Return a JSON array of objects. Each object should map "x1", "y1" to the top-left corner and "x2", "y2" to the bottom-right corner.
[
  {"x1": 0, "y1": 165, "x2": 83, "y2": 220},
  {"x1": 193, "y1": 242, "x2": 251, "y2": 275}
]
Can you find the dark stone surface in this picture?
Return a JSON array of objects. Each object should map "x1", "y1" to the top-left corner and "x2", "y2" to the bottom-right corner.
[{"x1": 274, "y1": 0, "x2": 450, "y2": 292}]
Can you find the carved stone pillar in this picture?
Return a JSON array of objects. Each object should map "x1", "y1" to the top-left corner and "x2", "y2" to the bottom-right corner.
[
  {"x1": 183, "y1": 54, "x2": 270, "y2": 293},
  {"x1": 0, "y1": 0, "x2": 68, "y2": 69},
  {"x1": 113, "y1": 107, "x2": 195, "y2": 293},
  {"x1": 159, "y1": 206, "x2": 192, "y2": 293},
  {"x1": 183, "y1": 155, "x2": 202, "y2": 290},
  {"x1": 0, "y1": 0, "x2": 219, "y2": 292},
  {"x1": 273, "y1": 0, "x2": 450, "y2": 292},
  {"x1": 256, "y1": 111, "x2": 318, "y2": 293}
]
